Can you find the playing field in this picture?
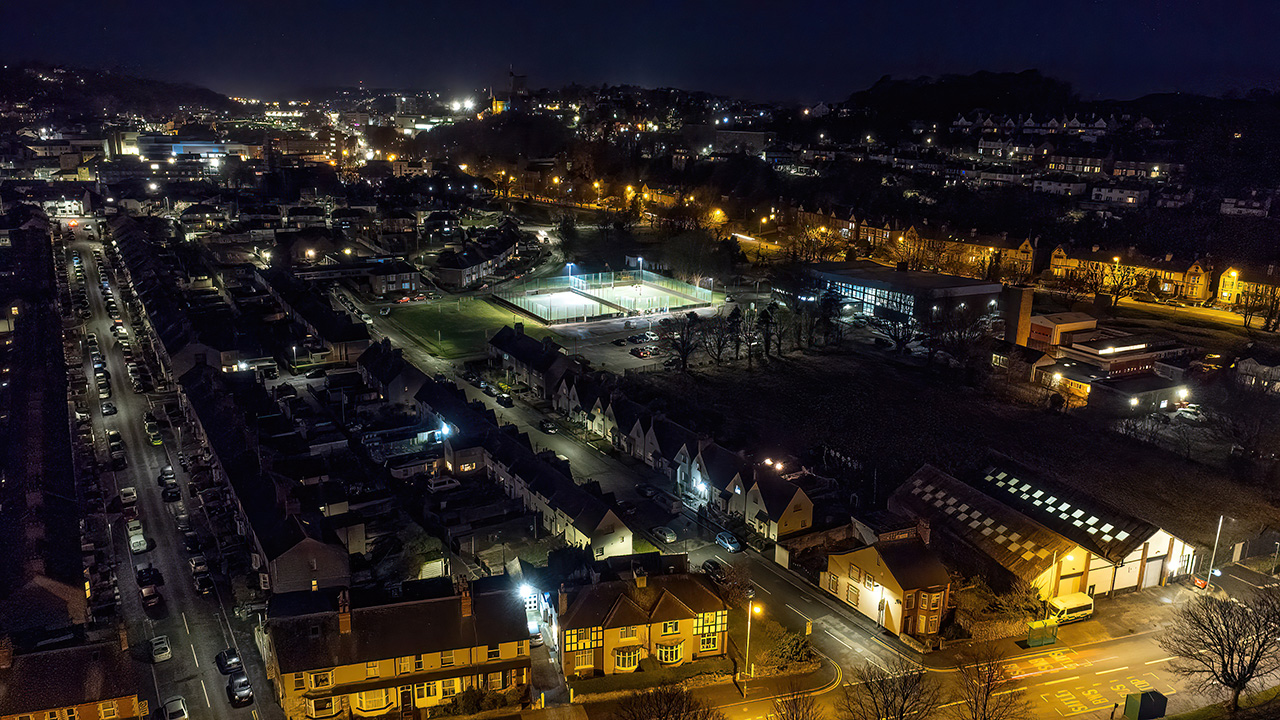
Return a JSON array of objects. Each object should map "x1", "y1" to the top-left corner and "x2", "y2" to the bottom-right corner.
[
  {"x1": 511, "y1": 291, "x2": 610, "y2": 323},
  {"x1": 494, "y1": 269, "x2": 712, "y2": 324},
  {"x1": 589, "y1": 283, "x2": 698, "y2": 313},
  {"x1": 382, "y1": 297, "x2": 561, "y2": 358}
]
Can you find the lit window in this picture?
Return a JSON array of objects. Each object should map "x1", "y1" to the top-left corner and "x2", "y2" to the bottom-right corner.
[
  {"x1": 657, "y1": 642, "x2": 683, "y2": 664},
  {"x1": 441, "y1": 649, "x2": 454, "y2": 667},
  {"x1": 442, "y1": 679, "x2": 456, "y2": 697},
  {"x1": 488, "y1": 645, "x2": 500, "y2": 661},
  {"x1": 366, "y1": 661, "x2": 379, "y2": 678},
  {"x1": 620, "y1": 625, "x2": 637, "y2": 639},
  {"x1": 615, "y1": 646, "x2": 641, "y2": 670},
  {"x1": 312, "y1": 671, "x2": 333, "y2": 688},
  {"x1": 662, "y1": 620, "x2": 679, "y2": 635},
  {"x1": 700, "y1": 634, "x2": 718, "y2": 651}
]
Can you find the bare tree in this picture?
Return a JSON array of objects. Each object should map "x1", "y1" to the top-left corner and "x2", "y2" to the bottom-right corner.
[
  {"x1": 660, "y1": 312, "x2": 704, "y2": 371},
  {"x1": 839, "y1": 655, "x2": 943, "y2": 720},
  {"x1": 1207, "y1": 373, "x2": 1280, "y2": 457},
  {"x1": 699, "y1": 315, "x2": 735, "y2": 365},
  {"x1": 950, "y1": 645, "x2": 1030, "y2": 720},
  {"x1": 613, "y1": 686, "x2": 727, "y2": 720},
  {"x1": 880, "y1": 318, "x2": 919, "y2": 353},
  {"x1": 782, "y1": 225, "x2": 847, "y2": 263},
  {"x1": 1160, "y1": 590, "x2": 1280, "y2": 712},
  {"x1": 774, "y1": 682, "x2": 826, "y2": 720},
  {"x1": 1106, "y1": 263, "x2": 1147, "y2": 304}
]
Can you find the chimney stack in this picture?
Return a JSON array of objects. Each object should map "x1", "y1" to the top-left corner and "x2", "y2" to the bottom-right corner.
[
  {"x1": 338, "y1": 589, "x2": 352, "y2": 635},
  {"x1": 460, "y1": 586, "x2": 472, "y2": 618},
  {"x1": 558, "y1": 584, "x2": 569, "y2": 617},
  {"x1": 514, "y1": 322, "x2": 524, "y2": 336}
]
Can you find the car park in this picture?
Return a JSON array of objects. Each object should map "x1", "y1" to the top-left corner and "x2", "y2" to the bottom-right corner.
[
  {"x1": 715, "y1": 531, "x2": 742, "y2": 553},
  {"x1": 151, "y1": 635, "x2": 172, "y2": 662},
  {"x1": 216, "y1": 648, "x2": 243, "y2": 674}
]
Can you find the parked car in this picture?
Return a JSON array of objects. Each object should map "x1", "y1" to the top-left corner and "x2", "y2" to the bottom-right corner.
[
  {"x1": 495, "y1": 393, "x2": 514, "y2": 407},
  {"x1": 1176, "y1": 407, "x2": 1206, "y2": 423},
  {"x1": 636, "y1": 483, "x2": 658, "y2": 498},
  {"x1": 611, "y1": 338, "x2": 628, "y2": 346},
  {"x1": 538, "y1": 419, "x2": 558, "y2": 434},
  {"x1": 182, "y1": 532, "x2": 202, "y2": 554},
  {"x1": 616, "y1": 500, "x2": 637, "y2": 516},
  {"x1": 701, "y1": 559, "x2": 727, "y2": 582},
  {"x1": 652, "y1": 526, "x2": 677, "y2": 543},
  {"x1": 120, "y1": 486, "x2": 138, "y2": 505},
  {"x1": 193, "y1": 573, "x2": 214, "y2": 595},
  {"x1": 1147, "y1": 412, "x2": 1171, "y2": 425},
  {"x1": 139, "y1": 585, "x2": 161, "y2": 607},
  {"x1": 189, "y1": 555, "x2": 209, "y2": 575},
  {"x1": 715, "y1": 531, "x2": 742, "y2": 553},
  {"x1": 151, "y1": 635, "x2": 172, "y2": 662},
  {"x1": 226, "y1": 671, "x2": 254, "y2": 705},
  {"x1": 643, "y1": 331, "x2": 659, "y2": 341},
  {"x1": 162, "y1": 696, "x2": 188, "y2": 720},
  {"x1": 161, "y1": 486, "x2": 182, "y2": 502},
  {"x1": 135, "y1": 562, "x2": 163, "y2": 587},
  {"x1": 215, "y1": 648, "x2": 244, "y2": 675}
]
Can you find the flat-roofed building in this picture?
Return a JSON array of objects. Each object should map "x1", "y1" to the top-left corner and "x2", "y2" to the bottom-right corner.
[{"x1": 808, "y1": 261, "x2": 1003, "y2": 323}]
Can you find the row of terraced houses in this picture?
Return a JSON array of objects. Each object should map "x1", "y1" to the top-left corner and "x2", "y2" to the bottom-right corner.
[{"x1": 787, "y1": 206, "x2": 1280, "y2": 306}]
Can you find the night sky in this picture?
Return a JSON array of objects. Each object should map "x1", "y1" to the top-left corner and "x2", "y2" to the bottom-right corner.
[{"x1": 4, "y1": 0, "x2": 1277, "y2": 101}]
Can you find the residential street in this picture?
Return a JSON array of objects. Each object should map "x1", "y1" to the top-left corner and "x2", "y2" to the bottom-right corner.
[{"x1": 71, "y1": 237, "x2": 280, "y2": 720}]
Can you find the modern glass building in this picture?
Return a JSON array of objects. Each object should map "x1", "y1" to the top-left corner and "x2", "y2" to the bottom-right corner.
[{"x1": 808, "y1": 261, "x2": 1003, "y2": 322}]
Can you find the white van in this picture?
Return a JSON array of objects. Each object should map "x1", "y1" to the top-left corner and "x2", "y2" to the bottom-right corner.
[
  {"x1": 1047, "y1": 592, "x2": 1094, "y2": 624},
  {"x1": 426, "y1": 476, "x2": 460, "y2": 493}
]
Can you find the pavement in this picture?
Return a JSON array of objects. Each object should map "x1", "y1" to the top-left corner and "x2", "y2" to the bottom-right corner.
[{"x1": 70, "y1": 236, "x2": 281, "y2": 719}]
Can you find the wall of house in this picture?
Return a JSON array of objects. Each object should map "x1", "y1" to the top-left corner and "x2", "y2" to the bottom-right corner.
[
  {"x1": 0, "y1": 695, "x2": 142, "y2": 720},
  {"x1": 822, "y1": 548, "x2": 904, "y2": 636}
]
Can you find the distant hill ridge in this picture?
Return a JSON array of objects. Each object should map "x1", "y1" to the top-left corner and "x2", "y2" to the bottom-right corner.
[{"x1": 0, "y1": 62, "x2": 238, "y2": 116}]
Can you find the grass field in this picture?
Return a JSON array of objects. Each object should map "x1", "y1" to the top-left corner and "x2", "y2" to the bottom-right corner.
[{"x1": 382, "y1": 297, "x2": 562, "y2": 358}]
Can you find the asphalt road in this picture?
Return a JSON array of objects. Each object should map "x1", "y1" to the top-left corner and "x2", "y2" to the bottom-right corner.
[{"x1": 71, "y1": 237, "x2": 278, "y2": 719}]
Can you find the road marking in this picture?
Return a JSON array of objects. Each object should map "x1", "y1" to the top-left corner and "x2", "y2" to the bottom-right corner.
[
  {"x1": 828, "y1": 634, "x2": 853, "y2": 650},
  {"x1": 190, "y1": 644, "x2": 199, "y2": 667},
  {"x1": 182, "y1": 612, "x2": 190, "y2": 635},
  {"x1": 201, "y1": 679, "x2": 211, "y2": 707},
  {"x1": 993, "y1": 687, "x2": 1027, "y2": 697},
  {"x1": 1145, "y1": 656, "x2": 1175, "y2": 665},
  {"x1": 1042, "y1": 675, "x2": 1079, "y2": 686},
  {"x1": 1099, "y1": 666, "x2": 1129, "y2": 675}
]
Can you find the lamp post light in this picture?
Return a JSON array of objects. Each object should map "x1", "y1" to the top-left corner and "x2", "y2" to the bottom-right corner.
[
  {"x1": 1203, "y1": 515, "x2": 1224, "y2": 590},
  {"x1": 292, "y1": 345, "x2": 298, "y2": 370},
  {"x1": 742, "y1": 602, "x2": 762, "y2": 688}
]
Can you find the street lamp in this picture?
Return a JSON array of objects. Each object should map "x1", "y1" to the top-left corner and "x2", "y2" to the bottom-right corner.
[
  {"x1": 742, "y1": 602, "x2": 762, "y2": 683},
  {"x1": 1202, "y1": 515, "x2": 1224, "y2": 590},
  {"x1": 292, "y1": 345, "x2": 298, "y2": 369}
]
